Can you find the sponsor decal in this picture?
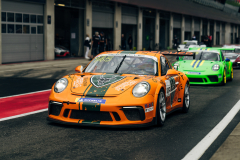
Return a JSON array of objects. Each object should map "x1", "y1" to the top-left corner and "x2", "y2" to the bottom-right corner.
[
  {"x1": 75, "y1": 98, "x2": 106, "y2": 104},
  {"x1": 178, "y1": 98, "x2": 181, "y2": 102},
  {"x1": 73, "y1": 77, "x2": 83, "y2": 88},
  {"x1": 83, "y1": 77, "x2": 88, "y2": 86},
  {"x1": 145, "y1": 103, "x2": 154, "y2": 113},
  {"x1": 91, "y1": 75, "x2": 125, "y2": 88},
  {"x1": 186, "y1": 72, "x2": 201, "y2": 75},
  {"x1": 94, "y1": 56, "x2": 113, "y2": 62},
  {"x1": 115, "y1": 80, "x2": 137, "y2": 91}
]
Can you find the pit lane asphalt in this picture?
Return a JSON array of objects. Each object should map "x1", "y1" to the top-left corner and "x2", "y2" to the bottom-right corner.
[{"x1": 0, "y1": 58, "x2": 240, "y2": 160}]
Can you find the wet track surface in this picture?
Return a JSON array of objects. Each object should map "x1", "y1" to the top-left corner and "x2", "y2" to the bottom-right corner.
[{"x1": 0, "y1": 58, "x2": 240, "y2": 160}]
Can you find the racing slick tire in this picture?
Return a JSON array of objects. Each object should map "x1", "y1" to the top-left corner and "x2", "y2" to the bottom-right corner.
[
  {"x1": 182, "y1": 83, "x2": 190, "y2": 113},
  {"x1": 156, "y1": 89, "x2": 166, "y2": 127},
  {"x1": 221, "y1": 70, "x2": 227, "y2": 86},
  {"x1": 229, "y1": 67, "x2": 233, "y2": 81}
]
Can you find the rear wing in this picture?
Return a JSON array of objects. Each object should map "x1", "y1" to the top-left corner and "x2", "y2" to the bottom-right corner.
[
  {"x1": 159, "y1": 51, "x2": 195, "y2": 59},
  {"x1": 189, "y1": 47, "x2": 235, "y2": 51}
]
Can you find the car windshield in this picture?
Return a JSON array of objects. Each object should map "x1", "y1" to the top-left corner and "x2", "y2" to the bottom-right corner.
[
  {"x1": 186, "y1": 42, "x2": 196, "y2": 45},
  {"x1": 182, "y1": 51, "x2": 220, "y2": 61},
  {"x1": 84, "y1": 54, "x2": 157, "y2": 75},
  {"x1": 223, "y1": 53, "x2": 238, "y2": 59}
]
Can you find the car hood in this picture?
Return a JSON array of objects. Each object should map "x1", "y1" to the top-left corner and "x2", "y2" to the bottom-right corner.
[
  {"x1": 70, "y1": 74, "x2": 152, "y2": 96},
  {"x1": 178, "y1": 60, "x2": 220, "y2": 72}
]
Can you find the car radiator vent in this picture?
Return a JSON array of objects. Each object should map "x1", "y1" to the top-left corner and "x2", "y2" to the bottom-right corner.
[{"x1": 70, "y1": 110, "x2": 113, "y2": 121}]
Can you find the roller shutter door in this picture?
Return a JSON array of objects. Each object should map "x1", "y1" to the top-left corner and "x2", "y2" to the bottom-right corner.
[
  {"x1": 173, "y1": 14, "x2": 181, "y2": 28},
  {"x1": 1, "y1": 0, "x2": 44, "y2": 63},
  {"x1": 185, "y1": 17, "x2": 191, "y2": 32},
  {"x1": 216, "y1": 22, "x2": 220, "y2": 32},
  {"x1": 121, "y1": 5, "x2": 137, "y2": 25},
  {"x1": 194, "y1": 18, "x2": 200, "y2": 31},
  {"x1": 92, "y1": 12, "x2": 113, "y2": 28}
]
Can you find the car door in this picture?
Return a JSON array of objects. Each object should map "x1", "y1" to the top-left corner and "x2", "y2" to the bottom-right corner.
[{"x1": 160, "y1": 56, "x2": 180, "y2": 111}]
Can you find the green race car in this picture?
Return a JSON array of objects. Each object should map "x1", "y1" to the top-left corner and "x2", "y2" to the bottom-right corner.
[{"x1": 173, "y1": 48, "x2": 233, "y2": 85}]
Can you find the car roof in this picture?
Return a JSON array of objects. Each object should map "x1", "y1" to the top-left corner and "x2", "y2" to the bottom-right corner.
[{"x1": 98, "y1": 51, "x2": 162, "y2": 57}]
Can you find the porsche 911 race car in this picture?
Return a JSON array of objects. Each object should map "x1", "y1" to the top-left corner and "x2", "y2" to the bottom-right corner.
[
  {"x1": 177, "y1": 40, "x2": 206, "y2": 52},
  {"x1": 222, "y1": 46, "x2": 240, "y2": 68},
  {"x1": 55, "y1": 45, "x2": 70, "y2": 57},
  {"x1": 173, "y1": 48, "x2": 233, "y2": 85},
  {"x1": 47, "y1": 51, "x2": 190, "y2": 127}
]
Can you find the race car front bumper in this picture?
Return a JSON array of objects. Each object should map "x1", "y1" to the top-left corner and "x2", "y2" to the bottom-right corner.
[
  {"x1": 47, "y1": 94, "x2": 156, "y2": 127},
  {"x1": 184, "y1": 72, "x2": 223, "y2": 85}
]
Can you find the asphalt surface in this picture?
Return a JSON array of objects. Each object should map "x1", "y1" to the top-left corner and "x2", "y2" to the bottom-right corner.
[{"x1": 0, "y1": 57, "x2": 240, "y2": 160}]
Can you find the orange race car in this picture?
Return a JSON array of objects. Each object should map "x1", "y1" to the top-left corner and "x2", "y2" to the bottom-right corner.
[{"x1": 47, "y1": 51, "x2": 191, "y2": 127}]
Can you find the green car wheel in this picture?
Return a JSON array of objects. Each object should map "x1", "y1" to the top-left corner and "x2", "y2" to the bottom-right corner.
[
  {"x1": 221, "y1": 70, "x2": 226, "y2": 86},
  {"x1": 229, "y1": 67, "x2": 233, "y2": 81}
]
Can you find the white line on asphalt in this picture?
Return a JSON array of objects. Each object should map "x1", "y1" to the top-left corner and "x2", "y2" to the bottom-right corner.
[
  {"x1": 0, "y1": 89, "x2": 51, "y2": 99},
  {"x1": 0, "y1": 109, "x2": 48, "y2": 122},
  {"x1": 182, "y1": 100, "x2": 240, "y2": 160}
]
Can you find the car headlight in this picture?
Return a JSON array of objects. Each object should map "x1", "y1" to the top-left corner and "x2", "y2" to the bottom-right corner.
[
  {"x1": 212, "y1": 64, "x2": 220, "y2": 71},
  {"x1": 174, "y1": 63, "x2": 179, "y2": 70},
  {"x1": 54, "y1": 78, "x2": 68, "y2": 93},
  {"x1": 132, "y1": 82, "x2": 150, "y2": 97}
]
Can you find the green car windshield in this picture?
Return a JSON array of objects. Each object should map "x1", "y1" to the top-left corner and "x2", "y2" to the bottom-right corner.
[{"x1": 182, "y1": 51, "x2": 220, "y2": 61}]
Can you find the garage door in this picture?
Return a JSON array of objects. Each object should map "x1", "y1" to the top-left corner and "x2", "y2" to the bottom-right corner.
[
  {"x1": 92, "y1": 1, "x2": 114, "y2": 28},
  {"x1": 194, "y1": 18, "x2": 200, "y2": 31},
  {"x1": 121, "y1": 5, "x2": 137, "y2": 25},
  {"x1": 1, "y1": 0, "x2": 44, "y2": 63},
  {"x1": 185, "y1": 16, "x2": 191, "y2": 32},
  {"x1": 173, "y1": 14, "x2": 181, "y2": 28},
  {"x1": 92, "y1": 11, "x2": 114, "y2": 28}
]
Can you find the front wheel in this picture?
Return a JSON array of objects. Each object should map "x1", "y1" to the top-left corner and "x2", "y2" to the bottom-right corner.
[
  {"x1": 156, "y1": 90, "x2": 166, "y2": 126},
  {"x1": 221, "y1": 70, "x2": 227, "y2": 86},
  {"x1": 182, "y1": 83, "x2": 190, "y2": 113},
  {"x1": 229, "y1": 67, "x2": 233, "y2": 81}
]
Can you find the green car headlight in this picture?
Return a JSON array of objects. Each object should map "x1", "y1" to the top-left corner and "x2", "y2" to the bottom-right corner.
[
  {"x1": 54, "y1": 78, "x2": 68, "y2": 93},
  {"x1": 173, "y1": 63, "x2": 179, "y2": 70},
  {"x1": 132, "y1": 82, "x2": 150, "y2": 97},
  {"x1": 212, "y1": 64, "x2": 220, "y2": 71}
]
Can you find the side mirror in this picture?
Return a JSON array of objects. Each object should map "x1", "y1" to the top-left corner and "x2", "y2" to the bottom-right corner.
[
  {"x1": 176, "y1": 56, "x2": 179, "y2": 61},
  {"x1": 225, "y1": 58, "x2": 230, "y2": 62},
  {"x1": 166, "y1": 69, "x2": 178, "y2": 75},
  {"x1": 75, "y1": 65, "x2": 83, "y2": 73}
]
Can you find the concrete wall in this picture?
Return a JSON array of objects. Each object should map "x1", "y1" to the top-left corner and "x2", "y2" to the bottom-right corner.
[
  {"x1": 84, "y1": 0, "x2": 92, "y2": 56},
  {"x1": 213, "y1": 21, "x2": 216, "y2": 45},
  {"x1": 225, "y1": 23, "x2": 231, "y2": 44},
  {"x1": 0, "y1": 0, "x2": 2, "y2": 65},
  {"x1": 114, "y1": 2, "x2": 121, "y2": 50},
  {"x1": 200, "y1": 19, "x2": 203, "y2": 42},
  {"x1": 44, "y1": 0, "x2": 55, "y2": 60},
  {"x1": 155, "y1": 11, "x2": 159, "y2": 50},
  {"x1": 181, "y1": 15, "x2": 185, "y2": 43},
  {"x1": 137, "y1": 8, "x2": 143, "y2": 50},
  {"x1": 220, "y1": 22, "x2": 222, "y2": 45},
  {"x1": 191, "y1": 17, "x2": 194, "y2": 38},
  {"x1": 207, "y1": 20, "x2": 210, "y2": 36},
  {"x1": 169, "y1": 13, "x2": 173, "y2": 48}
]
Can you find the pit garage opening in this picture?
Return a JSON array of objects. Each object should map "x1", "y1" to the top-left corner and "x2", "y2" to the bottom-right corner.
[
  {"x1": 54, "y1": 0, "x2": 85, "y2": 58},
  {"x1": 92, "y1": 1, "x2": 114, "y2": 52},
  {"x1": 121, "y1": 5, "x2": 137, "y2": 50}
]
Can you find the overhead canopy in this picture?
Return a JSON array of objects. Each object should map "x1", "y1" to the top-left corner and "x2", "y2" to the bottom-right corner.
[{"x1": 110, "y1": 0, "x2": 240, "y2": 24}]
